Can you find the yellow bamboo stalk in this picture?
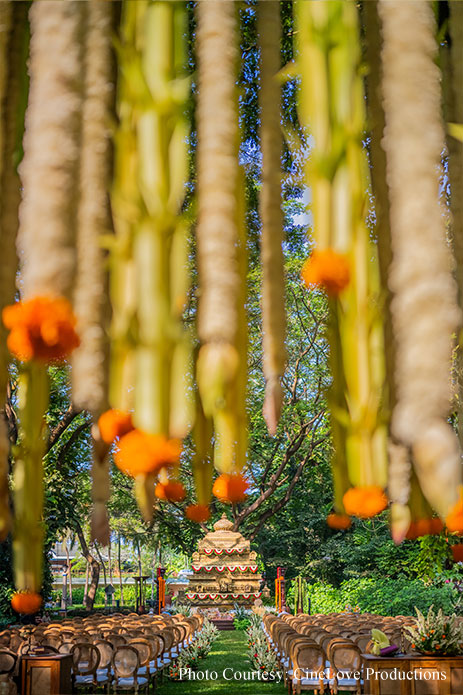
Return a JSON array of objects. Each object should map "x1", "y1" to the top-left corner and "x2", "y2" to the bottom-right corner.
[
  {"x1": 195, "y1": 0, "x2": 247, "y2": 474},
  {"x1": 258, "y1": 0, "x2": 286, "y2": 437},
  {"x1": 110, "y1": 1, "x2": 192, "y2": 520},
  {"x1": 13, "y1": 363, "x2": 49, "y2": 593},
  {"x1": 296, "y1": 0, "x2": 388, "y2": 513},
  {"x1": 378, "y1": 0, "x2": 461, "y2": 519}
]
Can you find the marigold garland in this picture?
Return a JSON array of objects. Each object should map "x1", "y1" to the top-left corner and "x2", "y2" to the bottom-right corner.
[
  {"x1": 326, "y1": 513, "x2": 352, "y2": 530},
  {"x1": 301, "y1": 249, "x2": 350, "y2": 297},
  {"x1": 2, "y1": 297, "x2": 80, "y2": 363},
  {"x1": 11, "y1": 591, "x2": 42, "y2": 615},
  {"x1": 405, "y1": 518, "x2": 443, "y2": 540},
  {"x1": 212, "y1": 473, "x2": 248, "y2": 504},
  {"x1": 452, "y1": 545, "x2": 463, "y2": 563},
  {"x1": 446, "y1": 491, "x2": 463, "y2": 533},
  {"x1": 155, "y1": 481, "x2": 186, "y2": 503},
  {"x1": 98, "y1": 409, "x2": 134, "y2": 444},
  {"x1": 186, "y1": 504, "x2": 211, "y2": 523},
  {"x1": 343, "y1": 486, "x2": 388, "y2": 519},
  {"x1": 114, "y1": 429, "x2": 181, "y2": 478}
]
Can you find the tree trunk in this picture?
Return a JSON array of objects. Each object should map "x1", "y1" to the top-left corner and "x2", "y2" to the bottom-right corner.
[
  {"x1": 83, "y1": 561, "x2": 89, "y2": 606},
  {"x1": 118, "y1": 534, "x2": 124, "y2": 606},
  {"x1": 137, "y1": 539, "x2": 142, "y2": 575},
  {"x1": 94, "y1": 541, "x2": 107, "y2": 608},
  {"x1": 108, "y1": 539, "x2": 113, "y2": 587},
  {"x1": 65, "y1": 542, "x2": 73, "y2": 605},
  {"x1": 76, "y1": 521, "x2": 100, "y2": 611}
]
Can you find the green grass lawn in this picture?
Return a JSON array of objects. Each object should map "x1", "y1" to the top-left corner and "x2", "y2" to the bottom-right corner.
[{"x1": 154, "y1": 630, "x2": 286, "y2": 694}]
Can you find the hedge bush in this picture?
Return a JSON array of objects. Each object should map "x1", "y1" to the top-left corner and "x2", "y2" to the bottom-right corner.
[{"x1": 287, "y1": 577, "x2": 456, "y2": 616}]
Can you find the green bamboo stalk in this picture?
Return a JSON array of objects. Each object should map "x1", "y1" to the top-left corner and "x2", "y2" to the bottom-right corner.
[
  {"x1": 13, "y1": 363, "x2": 49, "y2": 592},
  {"x1": 296, "y1": 1, "x2": 388, "y2": 511},
  {"x1": 110, "y1": 0, "x2": 191, "y2": 519}
]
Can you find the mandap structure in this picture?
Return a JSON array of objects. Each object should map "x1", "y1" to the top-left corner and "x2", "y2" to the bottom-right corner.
[{"x1": 186, "y1": 514, "x2": 264, "y2": 610}]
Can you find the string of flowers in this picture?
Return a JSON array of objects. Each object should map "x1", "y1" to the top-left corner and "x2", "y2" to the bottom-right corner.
[{"x1": 378, "y1": 0, "x2": 462, "y2": 521}]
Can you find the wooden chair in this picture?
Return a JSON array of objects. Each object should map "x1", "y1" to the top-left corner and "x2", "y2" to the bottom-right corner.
[
  {"x1": 111, "y1": 645, "x2": 148, "y2": 694},
  {"x1": 291, "y1": 642, "x2": 326, "y2": 694},
  {"x1": 128, "y1": 639, "x2": 152, "y2": 682},
  {"x1": 71, "y1": 642, "x2": 101, "y2": 690},
  {"x1": 94, "y1": 640, "x2": 114, "y2": 694},
  {"x1": 329, "y1": 641, "x2": 362, "y2": 694}
]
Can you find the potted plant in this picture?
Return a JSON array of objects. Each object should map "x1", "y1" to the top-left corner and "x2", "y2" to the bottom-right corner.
[{"x1": 405, "y1": 606, "x2": 463, "y2": 656}]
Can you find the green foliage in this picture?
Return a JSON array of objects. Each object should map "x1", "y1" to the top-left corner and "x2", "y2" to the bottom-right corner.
[
  {"x1": 234, "y1": 618, "x2": 251, "y2": 630},
  {"x1": 286, "y1": 578, "x2": 456, "y2": 617}
]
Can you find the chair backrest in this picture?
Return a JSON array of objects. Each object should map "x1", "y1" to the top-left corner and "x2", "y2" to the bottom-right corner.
[
  {"x1": 58, "y1": 642, "x2": 75, "y2": 655},
  {"x1": 292, "y1": 643, "x2": 325, "y2": 678},
  {"x1": 160, "y1": 628, "x2": 174, "y2": 652},
  {"x1": 105, "y1": 633, "x2": 127, "y2": 649},
  {"x1": 71, "y1": 643, "x2": 101, "y2": 676},
  {"x1": 112, "y1": 645, "x2": 139, "y2": 681},
  {"x1": 94, "y1": 641, "x2": 114, "y2": 671},
  {"x1": 352, "y1": 634, "x2": 371, "y2": 653},
  {"x1": 0, "y1": 650, "x2": 17, "y2": 675},
  {"x1": 330, "y1": 642, "x2": 361, "y2": 674},
  {"x1": 0, "y1": 633, "x2": 10, "y2": 649},
  {"x1": 128, "y1": 639, "x2": 152, "y2": 668}
]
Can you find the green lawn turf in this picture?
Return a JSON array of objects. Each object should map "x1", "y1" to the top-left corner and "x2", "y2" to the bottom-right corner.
[{"x1": 154, "y1": 630, "x2": 286, "y2": 694}]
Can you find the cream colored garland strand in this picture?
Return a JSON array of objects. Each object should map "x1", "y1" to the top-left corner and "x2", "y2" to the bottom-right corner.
[
  {"x1": 196, "y1": 0, "x2": 245, "y2": 473},
  {"x1": 378, "y1": 0, "x2": 462, "y2": 518},
  {"x1": 17, "y1": 1, "x2": 85, "y2": 300},
  {"x1": 258, "y1": 0, "x2": 286, "y2": 437},
  {"x1": 71, "y1": 1, "x2": 114, "y2": 546}
]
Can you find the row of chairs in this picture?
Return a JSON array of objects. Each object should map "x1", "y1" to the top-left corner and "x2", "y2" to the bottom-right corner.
[
  {"x1": 0, "y1": 612, "x2": 203, "y2": 693},
  {"x1": 263, "y1": 611, "x2": 416, "y2": 694}
]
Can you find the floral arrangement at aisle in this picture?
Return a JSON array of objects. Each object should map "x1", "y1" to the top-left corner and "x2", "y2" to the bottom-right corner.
[
  {"x1": 246, "y1": 613, "x2": 280, "y2": 674},
  {"x1": 168, "y1": 618, "x2": 219, "y2": 680},
  {"x1": 405, "y1": 606, "x2": 463, "y2": 657}
]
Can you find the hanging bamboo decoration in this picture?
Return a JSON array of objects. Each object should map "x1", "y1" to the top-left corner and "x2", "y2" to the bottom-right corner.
[
  {"x1": 72, "y1": 0, "x2": 114, "y2": 546},
  {"x1": 0, "y1": 2, "x2": 13, "y2": 543},
  {"x1": 258, "y1": 0, "x2": 286, "y2": 437},
  {"x1": 109, "y1": 0, "x2": 191, "y2": 521},
  {"x1": 195, "y1": 0, "x2": 248, "y2": 490},
  {"x1": 4, "y1": 0, "x2": 84, "y2": 603},
  {"x1": 296, "y1": 0, "x2": 388, "y2": 522},
  {"x1": 378, "y1": 0, "x2": 461, "y2": 520}
]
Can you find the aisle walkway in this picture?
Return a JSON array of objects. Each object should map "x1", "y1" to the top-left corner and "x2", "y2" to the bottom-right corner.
[{"x1": 154, "y1": 630, "x2": 286, "y2": 694}]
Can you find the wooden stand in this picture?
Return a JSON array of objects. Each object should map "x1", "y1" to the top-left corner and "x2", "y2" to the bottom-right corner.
[
  {"x1": 362, "y1": 654, "x2": 463, "y2": 695},
  {"x1": 20, "y1": 654, "x2": 72, "y2": 695}
]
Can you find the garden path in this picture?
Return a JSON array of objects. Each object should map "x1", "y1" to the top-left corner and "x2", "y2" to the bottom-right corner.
[{"x1": 154, "y1": 631, "x2": 286, "y2": 694}]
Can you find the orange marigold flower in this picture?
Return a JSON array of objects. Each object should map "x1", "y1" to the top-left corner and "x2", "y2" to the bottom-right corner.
[
  {"x1": 155, "y1": 481, "x2": 185, "y2": 503},
  {"x1": 98, "y1": 409, "x2": 134, "y2": 444},
  {"x1": 446, "y1": 491, "x2": 463, "y2": 533},
  {"x1": 326, "y1": 513, "x2": 352, "y2": 530},
  {"x1": 452, "y1": 545, "x2": 463, "y2": 563},
  {"x1": 114, "y1": 429, "x2": 181, "y2": 478},
  {"x1": 343, "y1": 486, "x2": 388, "y2": 519},
  {"x1": 212, "y1": 473, "x2": 248, "y2": 504},
  {"x1": 186, "y1": 504, "x2": 211, "y2": 523},
  {"x1": 2, "y1": 296, "x2": 80, "y2": 363},
  {"x1": 11, "y1": 591, "x2": 42, "y2": 615},
  {"x1": 301, "y1": 249, "x2": 350, "y2": 297}
]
